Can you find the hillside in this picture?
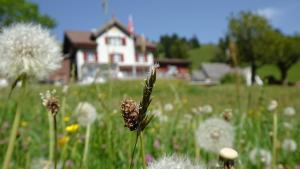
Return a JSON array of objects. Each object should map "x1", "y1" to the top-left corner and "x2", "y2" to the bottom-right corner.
[{"x1": 188, "y1": 44, "x2": 221, "y2": 69}]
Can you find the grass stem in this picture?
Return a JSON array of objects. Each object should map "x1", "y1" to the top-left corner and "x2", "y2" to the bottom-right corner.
[
  {"x1": 140, "y1": 131, "x2": 147, "y2": 169},
  {"x1": 53, "y1": 114, "x2": 58, "y2": 169},
  {"x1": 272, "y1": 111, "x2": 278, "y2": 169},
  {"x1": 2, "y1": 109, "x2": 21, "y2": 169}
]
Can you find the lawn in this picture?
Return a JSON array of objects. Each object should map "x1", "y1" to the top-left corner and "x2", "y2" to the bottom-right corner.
[{"x1": 0, "y1": 80, "x2": 299, "y2": 169}]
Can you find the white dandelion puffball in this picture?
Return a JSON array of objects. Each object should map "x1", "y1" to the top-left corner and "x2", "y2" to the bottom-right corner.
[
  {"x1": 282, "y1": 139, "x2": 297, "y2": 152},
  {"x1": 200, "y1": 104, "x2": 213, "y2": 114},
  {"x1": 283, "y1": 106, "x2": 296, "y2": 116},
  {"x1": 195, "y1": 118, "x2": 234, "y2": 153},
  {"x1": 0, "y1": 23, "x2": 61, "y2": 79},
  {"x1": 267, "y1": 100, "x2": 278, "y2": 112},
  {"x1": 30, "y1": 158, "x2": 62, "y2": 169},
  {"x1": 75, "y1": 102, "x2": 97, "y2": 126},
  {"x1": 249, "y1": 148, "x2": 272, "y2": 166},
  {"x1": 147, "y1": 155, "x2": 205, "y2": 169},
  {"x1": 151, "y1": 109, "x2": 168, "y2": 123},
  {"x1": 283, "y1": 122, "x2": 293, "y2": 130},
  {"x1": 164, "y1": 103, "x2": 174, "y2": 112}
]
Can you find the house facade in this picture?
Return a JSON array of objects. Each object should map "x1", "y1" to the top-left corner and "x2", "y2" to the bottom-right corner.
[
  {"x1": 155, "y1": 58, "x2": 191, "y2": 79},
  {"x1": 60, "y1": 18, "x2": 156, "y2": 83}
]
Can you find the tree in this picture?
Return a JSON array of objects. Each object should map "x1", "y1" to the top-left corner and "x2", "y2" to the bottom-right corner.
[
  {"x1": 0, "y1": 0, "x2": 56, "y2": 28},
  {"x1": 266, "y1": 31, "x2": 300, "y2": 84},
  {"x1": 189, "y1": 35, "x2": 200, "y2": 48},
  {"x1": 156, "y1": 33, "x2": 200, "y2": 59},
  {"x1": 214, "y1": 35, "x2": 231, "y2": 63},
  {"x1": 227, "y1": 11, "x2": 273, "y2": 83}
]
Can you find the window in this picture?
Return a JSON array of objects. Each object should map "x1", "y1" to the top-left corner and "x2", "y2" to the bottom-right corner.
[
  {"x1": 110, "y1": 53, "x2": 124, "y2": 63},
  {"x1": 135, "y1": 53, "x2": 148, "y2": 63},
  {"x1": 84, "y1": 51, "x2": 98, "y2": 62},
  {"x1": 105, "y1": 37, "x2": 126, "y2": 46}
]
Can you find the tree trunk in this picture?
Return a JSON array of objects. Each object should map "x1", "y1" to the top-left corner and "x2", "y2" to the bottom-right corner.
[
  {"x1": 251, "y1": 63, "x2": 257, "y2": 85},
  {"x1": 279, "y1": 66, "x2": 288, "y2": 85}
]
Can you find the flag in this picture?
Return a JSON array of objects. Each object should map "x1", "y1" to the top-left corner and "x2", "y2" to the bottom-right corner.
[
  {"x1": 101, "y1": 0, "x2": 109, "y2": 15},
  {"x1": 128, "y1": 15, "x2": 134, "y2": 35}
]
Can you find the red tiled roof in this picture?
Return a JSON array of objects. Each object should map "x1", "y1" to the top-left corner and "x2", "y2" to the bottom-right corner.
[
  {"x1": 64, "y1": 18, "x2": 156, "y2": 49},
  {"x1": 65, "y1": 31, "x2": 97, "y2": 49}
]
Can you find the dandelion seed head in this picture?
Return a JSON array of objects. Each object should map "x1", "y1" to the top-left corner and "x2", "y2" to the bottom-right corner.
[
  {"x1": 30, "y1": 158, "x2": 62, "y2": 169},
  {"x1": 62, "y1": 85, "x2": 69, "y2": 94},
  {"x1": 40, "y1": 89, "x2": 59, "y2": 115},
  {"x1": 147, "y1": 155, "x2": 205, "y2": 169},
  {"x1": 282, "y1": 139, "x2": 297, "y2": 152},
  {"x1": 283, "y1": 122, "x2": 293, "y2": 130},
  {"x1": 164, "y1": 103, "x2": 174, "y2": 112},
  {"x1": 249, "y1": 148, "x2": 272, "y2": 166},
  {"x1": 0, "y1": 23, "x2": 61, "y2": 79},
  {"x1": 267, "y1": 100, "x2": 278, "y2": 112},
  {"x1": 75, "y1": 102, "x2": 97, "y2": 126},
  {"x1": 195, "y1": 118, "x2": 235, "y2": 153},
  {"x1": 222, "y1": 108, "x2": 233, "y2": 121},
  {"x1": 200, "y1": 104, "x2": 213, "y2": 114},
  {"x1": 151, "y1": 109, "x2": 168, "y2": 123},
  {"x1": 283, "y1": 106, "x2": 296, "y2": 116}
]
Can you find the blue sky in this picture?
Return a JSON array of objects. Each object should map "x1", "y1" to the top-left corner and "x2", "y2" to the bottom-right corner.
[{"x1": 30, "y1": 0, "x2": 300, "y2": 43}]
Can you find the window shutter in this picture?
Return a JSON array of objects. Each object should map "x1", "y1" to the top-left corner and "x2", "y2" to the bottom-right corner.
[
  {"x1": 121, "y1": 54, "x2": 124, "y2": 62},
  {"x1": 122, "y1": 38, "x2": 126, "y2": 46},
  {"x1": 95, "y1": 52, "x2": 98, "y2": 62},
  {"x1": 109, "y1": 54, "x2": 114, "y2": 63},
  {"x1": 105, "y1": 37, "x2": 109, "y2": 44},
  {"x1": 83, "y1": 52, "x2": 88, "y2": 61},
  {"x1": 144, "y1": 53, "x2": 148, "y2": 62}
]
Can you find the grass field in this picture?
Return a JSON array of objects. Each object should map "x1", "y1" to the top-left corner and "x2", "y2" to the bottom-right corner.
[{"x1": 0, "y1": 80, "x2": 299, "y2": 169}]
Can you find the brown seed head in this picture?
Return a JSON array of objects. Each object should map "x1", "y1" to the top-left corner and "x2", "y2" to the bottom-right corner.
[
  {"x1": 121, "y1": 99, "x2": 139, "y2": 131},
  {"x1": 223, "y1": 109, "x2": 233, "y2": 121},
  {"x1": 40, "y1": 90, "x2": 60, "y2": 116},
  {"x1": 46, "y1": 97, "x2": 60, "y2": 116}
]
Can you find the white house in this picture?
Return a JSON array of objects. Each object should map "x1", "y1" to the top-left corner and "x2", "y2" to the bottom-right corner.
[{"x1": 57, "y1": 18, "x2": 156, "y2": 83}]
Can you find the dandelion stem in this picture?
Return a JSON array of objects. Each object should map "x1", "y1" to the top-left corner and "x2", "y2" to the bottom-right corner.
[
  {"x1": 83, "y1": 124, "x2": 91, "y2": 168},
  {"x1": 272, "y1": 111, "x2": 278, "y2": 169},
  {"x1": 140, "y1": 131, "x2": 147, "y2": 169},
  {"x1": 2, "y1": 109, "x2": 21, "y2": 169},
  {"x1": 48, "y1": 112, "x2": 54, "y2": 162},
  {"x1": 2, "y1": 79, "x2": 27, "y2": 169}
]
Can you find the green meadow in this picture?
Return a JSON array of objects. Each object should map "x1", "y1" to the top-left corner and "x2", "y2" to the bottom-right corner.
[{"x1": 0, "y1": 80, "x2": 299, "y2": 168}]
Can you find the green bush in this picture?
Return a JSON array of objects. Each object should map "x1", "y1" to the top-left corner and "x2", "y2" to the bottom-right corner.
[{"x1": 220, "y1": 73, "x2": 245, "y2": 84}]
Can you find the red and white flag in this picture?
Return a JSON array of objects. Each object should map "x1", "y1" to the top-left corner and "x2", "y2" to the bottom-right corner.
[{"x1": 128, "y1": 15, "x2": 134, "y2": 35}]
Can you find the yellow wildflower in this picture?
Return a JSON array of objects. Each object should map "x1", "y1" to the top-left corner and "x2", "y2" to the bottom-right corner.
[
  {"x1": 21, "y1": 121, "x2": 28, "y2": 127},
  {"x1": 63, "y1": 116, "x2": 70, "y2": 123},
  {"x1": 65, "y1": 124, "x2": 79, "y2": 133},
  {"x1": 58, "y1": 136, "x2": 70, "y2": 147}
]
